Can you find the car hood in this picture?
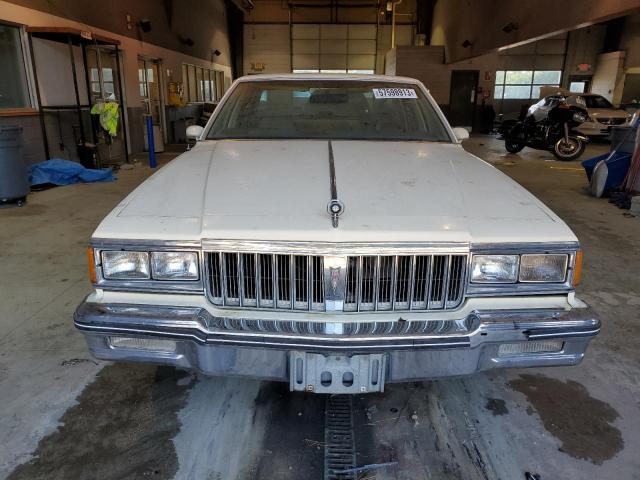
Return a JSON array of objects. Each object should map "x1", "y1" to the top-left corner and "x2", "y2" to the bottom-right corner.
[
  {"x1": 587, "y1": 108, "x2": 629, "y2": 118},
  {"x1": 95, "y1": 140, "x2": 576, "y2": 244}
]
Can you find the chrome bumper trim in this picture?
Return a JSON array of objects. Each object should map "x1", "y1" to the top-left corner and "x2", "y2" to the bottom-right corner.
[
  {"x1": 74, "y1": 300, "x2": 600, "y2": 381},
  {"x1": 74, "y1": 301, "x2": 600, "y2": 352}
]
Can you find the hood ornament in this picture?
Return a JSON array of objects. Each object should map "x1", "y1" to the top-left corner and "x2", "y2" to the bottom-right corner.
[
  {"x1": 327, "y1": 199, "x2": 344, "y2": 228},
  {"x1": 326, "y1": 141, "x2": 344, "y2": 228}
]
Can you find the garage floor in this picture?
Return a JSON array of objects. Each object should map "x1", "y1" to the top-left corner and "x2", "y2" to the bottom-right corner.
[{"x1": 1, "y1": 137, "x2": 639, "y2": 480}]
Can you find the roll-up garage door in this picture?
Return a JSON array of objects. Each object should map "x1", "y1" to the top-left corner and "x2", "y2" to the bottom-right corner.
[{"x1": 291, "y1": 24, "x2": 376, "y2": 73}]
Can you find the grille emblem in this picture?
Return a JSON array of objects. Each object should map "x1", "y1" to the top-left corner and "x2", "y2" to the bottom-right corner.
[
  {"x1": 329, "y1": 266, "x2": 341, "y2": 294},
  {"x1": 324, "y1": 256, "x2": 347, "y2": 311}
]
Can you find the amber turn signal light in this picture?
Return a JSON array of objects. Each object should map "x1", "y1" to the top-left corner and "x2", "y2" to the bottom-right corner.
[
  {"x1": 87, "y1": 247, "x2": 97, "y2": 284},
  {"x1": 572, "y1": 249, "x2": 583, "y2": 286}
]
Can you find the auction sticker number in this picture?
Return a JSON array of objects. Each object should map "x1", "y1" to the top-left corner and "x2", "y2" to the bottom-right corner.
[{"x1": 372, "y1": 88, "x2": 417, "y2": 99}]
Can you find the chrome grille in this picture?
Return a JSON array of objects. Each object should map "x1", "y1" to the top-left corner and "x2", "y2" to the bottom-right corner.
[
  {"x1": 596, "y1": 117, "x2": 626, "y2": 126},
  {"x1": 209, "y1": 316, "x2": 477, "y2": 336},
  {"x1": 206, "y1": 252, "x2": 466, "y2": 312},
  {"x1": 343, "y1": 255, "x2": 466, "y2": 311},
  {"x1": 207, "y1": 252, "x2": 326, "y2": 311}
]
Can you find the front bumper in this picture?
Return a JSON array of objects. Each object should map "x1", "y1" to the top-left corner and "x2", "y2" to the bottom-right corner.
[
  {"x1": 74, "y1": 300, "x2": 600, "y2": 383},
  {"x1": 575, "y1": 121, "x2": 627, "y2": 137}
]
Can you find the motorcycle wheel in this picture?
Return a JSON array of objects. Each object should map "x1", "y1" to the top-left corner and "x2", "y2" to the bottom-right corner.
[
  {"x1": 505, "y1": 139, "x2": 525, "y2": 153},
  {"x1": 553, "y1": 137, "x2": 585, "y2": 161}
]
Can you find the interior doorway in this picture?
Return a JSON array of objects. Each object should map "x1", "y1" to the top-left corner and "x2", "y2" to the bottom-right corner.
[
  {"x1": 138, "y1": 57, "x2": 165, "y2": 152},
  {"x1": 449, "y1": 70, "x2": 479, "y2": 129},
  {"x1": 568, "y1": 75, "x2": 591, "y2": 93},
  {"x1": 85, "y1": 45, "x2": 128, "y2": 165},
  {"x1": 621, "y1": 74, "x2": 640, "y2": 104}
]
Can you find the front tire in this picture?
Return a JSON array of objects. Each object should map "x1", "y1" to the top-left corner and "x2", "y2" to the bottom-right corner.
[
  {"x1": 553, "y1": 137, "x2": 585, "y2": 161},
  {"x1": 505, "y1": 139, "x2": 525, "y2": 153}
]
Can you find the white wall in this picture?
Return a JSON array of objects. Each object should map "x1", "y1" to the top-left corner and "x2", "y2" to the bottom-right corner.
[
  {"x1": 591, "y1": 51, "x2": 626, "y2": 103},
  {"x1": 31, "y1": 38, "x2": 88, "y2": 106}
]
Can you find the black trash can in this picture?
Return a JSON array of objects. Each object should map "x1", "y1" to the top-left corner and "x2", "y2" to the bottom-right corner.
[{"x1": 0, "y1": 126, "x2": 28, "y2": 206}]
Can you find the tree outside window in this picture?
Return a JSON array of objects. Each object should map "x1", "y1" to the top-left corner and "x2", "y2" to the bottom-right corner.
[{"x1": 493, "y1": 70, "x2": 562, "y2": 100}]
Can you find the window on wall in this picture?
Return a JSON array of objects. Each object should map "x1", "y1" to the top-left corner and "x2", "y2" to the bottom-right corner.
[
  {"x1": 493, "y1": 70, "x2": 562, "y2": 100},
  {"x1": 293, "y1": 69, "x2": 374, "y2": 75},
  {"x1": 215, "y1": 71, "x2": 224, "y2": 100},
  {"x1": 91, "y1": 67, "x2": 115, "y2": 97},
  {"x1": 182, "y1": 63, "x2": 224, "y2": 103},
  {"x1": 0, "y1": 23, "x2": 32, "y2": 108}
]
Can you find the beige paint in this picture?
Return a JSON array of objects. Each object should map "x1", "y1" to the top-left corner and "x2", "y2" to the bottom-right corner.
[
  {"x1": 244, "y1": 0, "x2": 416, "y2": 24},
  {"x1": 0, "y1": 1, "x2": 232, "y2": 104},
  {"x1": 243, "y1": 22, "x2": 414, "y2": 74},
  {"x1": 430, "y1": 0, "x2": 640, "y2": 63},
  {"x1": 244, "y1": 24, "x2": 291, "y2": 74},
  {"x1": 390, "y1": 34, "x2": 567, "y2": 115},
  {"x1": 0, "y1": 0, "x2": 232, "y2": 151},
  {"x1": 620, "y1": 13, "x2": 640, "y2": 71}
]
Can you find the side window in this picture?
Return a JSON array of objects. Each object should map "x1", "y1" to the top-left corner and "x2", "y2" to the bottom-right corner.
[{"x1": 0, "y1": 23, "x2": 32, "y2": 109}]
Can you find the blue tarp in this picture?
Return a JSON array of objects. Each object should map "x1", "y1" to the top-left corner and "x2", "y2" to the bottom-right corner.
[{"x1": 29, "y1": 159, "x2": 116, "y2": 186}]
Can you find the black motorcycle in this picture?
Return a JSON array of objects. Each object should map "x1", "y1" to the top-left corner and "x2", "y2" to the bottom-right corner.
[{"x1": 502, "y1": 95, "x2": 589, "y2": 161}]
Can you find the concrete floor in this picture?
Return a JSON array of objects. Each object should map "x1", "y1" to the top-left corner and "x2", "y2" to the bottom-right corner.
[{"x1": 1, "y1": 137, "x2": 639, "y2": 480}]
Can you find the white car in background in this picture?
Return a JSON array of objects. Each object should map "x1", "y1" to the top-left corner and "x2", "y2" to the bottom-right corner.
[
  {"x1": 74, "y1": 74, "x2": 599, "y2": 394},
  {"x1": 565, "y1": 93, "x2": 632, "y2": 137}
]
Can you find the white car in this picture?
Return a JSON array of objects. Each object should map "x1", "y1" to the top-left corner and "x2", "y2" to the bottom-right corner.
[
  {"x1": 75, "y1": 74, "x2": 599, "y2": 394},
  {"x1": 565, "y1": 93, "x2": 631, "y2": 137}
]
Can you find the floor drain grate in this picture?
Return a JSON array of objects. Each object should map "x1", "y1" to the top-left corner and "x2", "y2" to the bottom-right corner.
[{"x1": 324, "y1": 395, "x2": 356, "y2": 480}]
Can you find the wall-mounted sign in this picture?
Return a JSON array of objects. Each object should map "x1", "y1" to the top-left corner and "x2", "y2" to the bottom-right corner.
[
  {"x1": 252, "y1": 62, "x2": 265, "y2": 72},
  {"x1": 577, "y1": 63, "x2": 591, "y2": 72}
]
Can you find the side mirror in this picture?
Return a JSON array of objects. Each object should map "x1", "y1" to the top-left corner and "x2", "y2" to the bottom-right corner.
[
  {"x1": 186, "y1": 125, "x2": 204, "y2": 141},
  {"x1": 452, "y1": 127, "x2": 470, "y2": 142}
]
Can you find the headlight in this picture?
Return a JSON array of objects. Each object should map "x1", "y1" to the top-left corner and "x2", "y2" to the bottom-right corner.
[
  {"x1": 151, "y1": 251, "x2": 199, "y2": 280},
  {"x1": 519, "y1": 254, "x2": 568, "y2": 282},
  {"x1": 102, "y1": 251, "x2": 150, "y2": 279},
  {"x1": 572, "y1": 111, "x2": 587, "y2": 123},
  {"x1": 471, "y1": 255, "x2": 519, "y2": 283}
]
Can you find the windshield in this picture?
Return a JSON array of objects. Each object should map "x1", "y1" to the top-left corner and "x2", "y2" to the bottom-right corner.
[
  {"x1": 207, "y1": 80, "x2": 451, "y2": 142},
  {"x1": 581, "y1": 95, "x2": 613, "y2": 109}
]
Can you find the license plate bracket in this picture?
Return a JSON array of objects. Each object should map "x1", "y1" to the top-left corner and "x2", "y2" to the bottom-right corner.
[{"x1": 289, "y1": 351, "x2": 387, "y2": 394}]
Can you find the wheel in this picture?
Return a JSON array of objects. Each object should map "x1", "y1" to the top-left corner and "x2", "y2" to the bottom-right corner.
[
  {"x1": 553, "y1": 137, "x2": 585, "y2": 161},
  {"x1": 505, "y1": 139, "x2": 525, "y2": 153}
]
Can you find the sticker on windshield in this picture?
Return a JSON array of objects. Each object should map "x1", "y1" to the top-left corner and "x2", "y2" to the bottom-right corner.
[{"x1": 372, "y1": 88, "x2": 418, "y2": 99}]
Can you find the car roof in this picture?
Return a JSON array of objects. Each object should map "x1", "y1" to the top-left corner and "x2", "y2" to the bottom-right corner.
[
  {"x1": 568, "y1": 93, "x2": 604, "y2": 98},
  {"x1": 235, "y1": 73, "x2": 423, "y2": 84}
]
